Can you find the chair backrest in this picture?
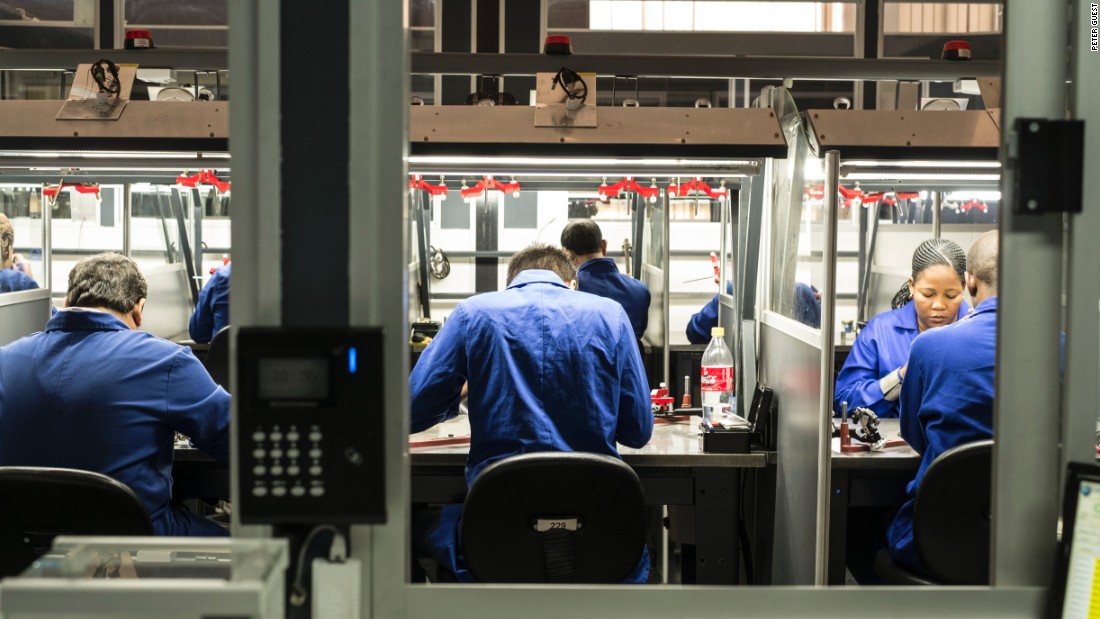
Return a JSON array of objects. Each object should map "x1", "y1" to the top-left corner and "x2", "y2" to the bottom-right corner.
[
  {"x1": 205, "y1": 325, "x2": 231, "y2": 389},
  {"x1": 460, "y1": 451, "x2": 647, "y2": 583},
  {"x1": 913, "y1": 439, "x2": 993, "y2": 584},
  {"x1": 0, "y1": 466, "x2": 154, "y2": 578}
]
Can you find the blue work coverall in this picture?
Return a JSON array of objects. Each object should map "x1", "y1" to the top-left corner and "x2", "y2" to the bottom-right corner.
[
  {"x1": 410, "y1": 269, "x2": 654, "y2": 582},
  {"x1": 189, "y1": 262, "x2": 231, "y2": 344},
  {"x1": 0, "y1": 309, "x2": 231, "y2": 536},
  {"x1": 0, "y1": 268, "x2": 38, "y2": 293},
  {"x1": 686, "y1": 282, "x2": 820, "y2": 344},
  {"x1": 834, "y1": 300, "x2": 969, "y2": 418},
  {"x1": 886, "y1": 297, "x2": 997, "y2": 575},
  {"x1": 577, "y1": 257, "x2": 651, "y2": 340}
]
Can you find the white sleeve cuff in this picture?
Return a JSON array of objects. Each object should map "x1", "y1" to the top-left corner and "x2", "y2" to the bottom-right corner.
[{"x1": 880, "y1": 369, "x2": 903, "y2": 402}]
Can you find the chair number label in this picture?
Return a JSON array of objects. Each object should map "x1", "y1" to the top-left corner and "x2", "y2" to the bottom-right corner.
[{"x1": 534, "y1": 517, "x2": 580, "y2": 532}]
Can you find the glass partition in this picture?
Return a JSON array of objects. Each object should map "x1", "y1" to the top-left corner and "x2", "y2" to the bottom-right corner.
[
  {"x1": 0, "y1": 185, "x2": 46, "y2": 292},
  {"x1": 47, "y1": 184, "x2": 125, "y2": 301},
  {"x1": 768, "y1": 115, "x2": 826, "y2": 330}
]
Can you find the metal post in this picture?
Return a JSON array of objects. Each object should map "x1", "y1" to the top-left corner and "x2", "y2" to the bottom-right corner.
[
  {"x1": 41, "y1": 186, "x2": 51, "y2": 295},
  {"x1": 931, "y1": 191, "x2": 942, "y2": 239},
  {"x1": 349, "y1": 0, "x2": 408, "y2": 616},
  {"x1": 993, "y1": 0, "x2": 1067, "y2": 587},
  {"x1": 122, "y1": 182, "x2": 131, "y2": 257},
  {"x1": 662, "y1": 188, "x2": 670, "y2": 392},
  {"x1": 815, "y1": 149, "x2": 841, "y2": 585},
  {"x1": 1063, "y1": 0, "x2": 1100, "y2": 500}
]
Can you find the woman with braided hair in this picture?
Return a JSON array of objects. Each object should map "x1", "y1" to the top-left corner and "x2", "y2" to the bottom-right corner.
[{"x1": 834, "y1": 238, "x2": 969, "y2": 418}]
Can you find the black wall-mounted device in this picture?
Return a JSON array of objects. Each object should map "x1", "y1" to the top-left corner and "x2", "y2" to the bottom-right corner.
[{"x1": 236, "y1": 327, "x2": 386, "y2": 525}]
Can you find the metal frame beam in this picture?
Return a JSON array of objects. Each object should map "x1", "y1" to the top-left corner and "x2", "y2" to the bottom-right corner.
[{"x1": 412, "y1": 52, "x2": 1000, "y2": 80}]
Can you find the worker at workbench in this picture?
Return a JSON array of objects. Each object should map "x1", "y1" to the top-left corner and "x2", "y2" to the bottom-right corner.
[
  {"x1": 887, "y1": 231, "x2": 998, "y2": 574},
  {"x1": 189, "y1": 260, "x2": 230, "y2": 344},
  {"x1": 560, "y1": 219, "x2": 651, "y2": 341},
  {"x1": 0, "y1": 213, "x2": 39, "y2": 293},
  {"x1": 0, "y1": 253, "x2": 230, "y2": 536},
  {"x1": 686, "y1": 281, "x2": 820, "y2": 344},
  {"x1": 834, "y1": 239, "x2": 969, "y2": 418},
  {"x1": 409, "y1": 243, "x2": 652, "y2": 583}
]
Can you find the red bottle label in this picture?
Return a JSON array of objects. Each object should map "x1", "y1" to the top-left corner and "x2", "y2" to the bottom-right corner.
[{"x1": 700, "y1": 366, "x2": 733, "y2": 392}]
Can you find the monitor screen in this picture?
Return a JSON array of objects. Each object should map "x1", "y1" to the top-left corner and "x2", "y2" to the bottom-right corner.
[
  {"x1": 257, "y1": 357, "x2": 330, "y2": 401},
  {"x1": 1051, "y1": 468, "x2": 1100, "y2": 615}
]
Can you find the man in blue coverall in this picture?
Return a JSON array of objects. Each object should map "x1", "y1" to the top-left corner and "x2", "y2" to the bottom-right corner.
[
  {"x1": 0, "y1": 213, "x2": 39, "y2": 293},
  {"x1": 886, "y1": 230, "x2": 998, "y2": 575},
  {"x1": 560, "y1": 219, "x2": 651, "y2": 341},
  {"x1": 410, "y1": 243, "x2": 653, "y2": 582},
  {"x1": 189, "y1": 261, "x2": 231, "y2": 343},
  {"x1": 0, "y1": 253, "x2": 230, "y2": 536}
]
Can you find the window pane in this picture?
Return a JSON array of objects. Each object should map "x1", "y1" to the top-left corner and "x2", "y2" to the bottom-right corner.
[
  {"x1": 547, "y1": 0, "x2": 589, "y2": 28},
  {"x1": 0, "y1": 1, "x2": 75, "y2": 22},
  {"x1": 0, "y1": 26, "x2": 92, "y2": 48},
  {"x1": 410, "y1": 0, "x2": 435, "y2": 28},
  {"x1": 411, "y1": 29, "x2": 435, "y2": 53},
  {"x1": 883, "y1": 2, "x2": 1002, "y2": 34},
  {"x1": 124, "y1": 0, "x2": 227, "y2": 26}
]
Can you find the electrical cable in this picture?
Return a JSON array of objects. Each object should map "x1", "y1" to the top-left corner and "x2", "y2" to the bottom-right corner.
[
  {"x1": 551, "y1": 67, "x2": 588, "y2": 104},
  {"x1": 288, "y1": 525, "x2": 347, "y2": 607},
  {"x1": 428, "y1": 246, "x2": 450, "y2": 279},
  {"x1": 90, "y1": 58, "x2": 121, "y2": 95}
]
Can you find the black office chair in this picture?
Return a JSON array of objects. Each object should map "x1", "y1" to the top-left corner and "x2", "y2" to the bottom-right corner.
[
  {"x1": 0, "y1": 466, "x2": 154, "y2": 578},
  {"x1": 205, "y1": 325, "x2": 231, "y2": 389},
  {"x1": 460, "y1": 452, "x2": 647, "y2": 583},
  {"x1": 874, "y1": 439, "x2": 993, "y2": 585}
]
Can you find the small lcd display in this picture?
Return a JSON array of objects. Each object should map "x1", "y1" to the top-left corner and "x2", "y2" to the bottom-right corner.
[{"x1": 257, "y1": 357, "x2": 329, "y2": 400}]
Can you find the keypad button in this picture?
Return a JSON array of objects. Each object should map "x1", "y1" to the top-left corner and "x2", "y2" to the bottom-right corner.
[
  {"x1": 270, "y1": 465, "x2": 284, "y2": 476},
  {"x1": 252, "y1": 465, "x2": 266, "y2": 476},
  {"x1": 269, "y1": 431, "x2": 284, "y2": 442},
  {"x1": 309, "y1": 465, "x2": 323, "y2": 477},
  {"x1": 251, "y1": 486, "x2": 268, "y2": 497},
  {"x1": 252, "y1": 448, "x2": 266, "y2": 459},
  {"x1": 271, "y1": 486, "x2": 287, "y2": 497},
  {"x1": 287, "y1": 431, "x2": 300, "y2": 442},
  {"x1": 287, "y1": 448, "x2": 301, "y2": 459},
  {"x1": 270, "y1": 449, "x2": 284, "y2": 459},
  {"x1": 309, "y1": 448, "x2": 322, "y2": 459},
  {"x1": 251, "y1": 431, "x2": 266, "y2": 442},
  {"x1": 291, "y1": 486, "x2": 306, "y2": 497},
  {"x1": 309, "y1": 431, "x2": 323, "y2": 442},
  {"x1": 287, "y1": 465, "x2": 301, "y2": 476},
  {"x1": 309, "y1": 486, "x2": 325, "y2": 497}
]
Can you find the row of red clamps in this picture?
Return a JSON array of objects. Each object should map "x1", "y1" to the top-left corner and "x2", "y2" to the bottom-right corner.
[
  {"x1": 176, "y1": 169, "x2": 231, "y2": 193},
  {"x1": 461, "y1": 176, "x2": 521, "y2": 200},
  {"x1": 43, "y1": 182, "x2": 101, "y2": 200}
]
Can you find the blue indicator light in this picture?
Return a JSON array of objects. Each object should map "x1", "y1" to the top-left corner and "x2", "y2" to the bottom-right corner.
[{"x1": 348, "y1": 347, "x2": 358, "y2": 374}]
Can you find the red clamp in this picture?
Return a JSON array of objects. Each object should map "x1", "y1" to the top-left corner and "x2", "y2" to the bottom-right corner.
[
  {"x1": 709, "y1": 251, "x2": 720, "y2": 285},
  {"x1": 896, "y1": 191, "x2": 921, "y2": 200},
  {"x1": 668, "y1": 177, "x2": 727, "y2": 199},
  {"x1": 960, "y1": 199, "x2": 989, "y2": 213},
  {"x1": 409, "y1": 174, "x2": 449, "y2": 197},
  {"x1": 177, "y1": 169, "x2": 231, "y2": 193},
  {"x1": 43, "y1": 182, "x2": 100, "y2": 199},
  {"x1": 650, "y1": 386, "x2": 675, "y2": 415},
  {"x1": 598, "y1": 176, "x2": 659, "y2": 201},
  {"x1": 209, "y1": 256, "x2": 230, "y2": 275},
  {"x1": 461, "y1": 175, "x2": 521, "y2": 200}
]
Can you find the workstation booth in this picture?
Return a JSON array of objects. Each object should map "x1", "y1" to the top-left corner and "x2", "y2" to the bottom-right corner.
[{"x1": 0, "y1": 1, "x2": 1097, "y2": 618}]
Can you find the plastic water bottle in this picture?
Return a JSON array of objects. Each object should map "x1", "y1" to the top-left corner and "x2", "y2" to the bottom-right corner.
[{"x1": 701, "y1": 326, "x2": 735, "y2": 425}]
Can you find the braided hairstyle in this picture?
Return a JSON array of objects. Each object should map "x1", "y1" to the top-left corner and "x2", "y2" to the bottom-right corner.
[{"x1": 890, "y1": 238, "x2": 967, "y2": 309}]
